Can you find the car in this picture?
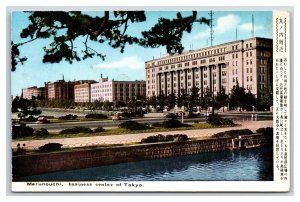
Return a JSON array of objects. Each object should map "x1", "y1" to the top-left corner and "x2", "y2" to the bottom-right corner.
[
  {"x1": 112, "y1": 115, "x2": 122, "y2": 121},
  {"x1": 36, "y1": 117, "x2": 49, "y2": 124}
]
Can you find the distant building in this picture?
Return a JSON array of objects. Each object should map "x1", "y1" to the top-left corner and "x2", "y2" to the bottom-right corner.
[
  {"x1": 145, "y1": 37, "x2": 273, "y2": 98},
  {"x1": 74, "y1": 80, "x2": 97, "y2": 103},
  {"x1": 45, "y1": 80, "x2": 74, "y2": 101},
  {"x1": 22, "y1": 86, "x2": 45, "y2": 100},
  {"x1": 91, "y1": 77, "x2": 146, "y2": 104}
]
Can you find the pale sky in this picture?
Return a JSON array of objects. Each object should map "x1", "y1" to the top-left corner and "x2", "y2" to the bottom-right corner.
[{"x1": 11, "y1": 11, "x2": 272, "y2": 96}]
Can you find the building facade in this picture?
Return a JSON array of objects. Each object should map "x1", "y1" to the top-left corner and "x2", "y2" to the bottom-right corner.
[
  {"x1": 22, "y1": 86, "x2": 45, "y2": 100},
  {"x1": 74, "y1": 80, "x2": 97, "y2": 103},
  {"x1": 45, "y1": 80, "x2": 75, "y2": 101},
  {"x1": 145, "y1": 37, "x2": 272, "y2": 98},
  {"x1": 91, "y1": 78, "x2": 146, "y2": 104}
]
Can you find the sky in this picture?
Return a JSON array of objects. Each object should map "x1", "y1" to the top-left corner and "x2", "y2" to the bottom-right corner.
[{"x1": 11, "y1": 10, "x2": 272, "y2": 96}]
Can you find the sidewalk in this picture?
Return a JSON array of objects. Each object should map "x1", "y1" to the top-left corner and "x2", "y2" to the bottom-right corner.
[{"x1": 11, "y1": 120, "x2": 273, "y2": 151}]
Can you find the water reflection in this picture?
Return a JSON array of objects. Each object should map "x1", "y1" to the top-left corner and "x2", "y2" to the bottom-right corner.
[{"x1": 17, "y1": 146, "x2": 273, "y2": 181}]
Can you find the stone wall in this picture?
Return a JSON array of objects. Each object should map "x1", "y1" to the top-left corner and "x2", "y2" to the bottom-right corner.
[{"x1": 12, "y1": 134, "x2": 272, "y2": 178}]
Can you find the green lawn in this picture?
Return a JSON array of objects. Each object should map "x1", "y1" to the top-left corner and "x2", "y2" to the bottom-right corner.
[{"x1": 14, "y1": 123, "x2": 238, "y2": 140}]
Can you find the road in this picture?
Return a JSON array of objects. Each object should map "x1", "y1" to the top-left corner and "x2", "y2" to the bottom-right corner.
[
  {"x1": 26, "y1": 112, "x2": 273, "y2": 131},
  {"x1": 12, "y1": 120, "x2": 273, "y2": 151}
]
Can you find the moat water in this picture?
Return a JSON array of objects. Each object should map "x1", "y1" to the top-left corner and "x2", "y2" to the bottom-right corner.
[{"x1": 18, "y1": 146, "x2": 273, "y2": 181}]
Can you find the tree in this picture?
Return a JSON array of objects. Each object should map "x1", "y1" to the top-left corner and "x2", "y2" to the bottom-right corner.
[
  {"x1": 156, "y1": 94, "x2": 165, "y2": 110},
  {"x1": 258, "y1": 86, "x2": 273, "y2": 111},
  {"x1": 147, "y1": 94, "x2": 157, "y2": 109},
  {"x1": 165, "y1": 93, "x2": 176, "y2": 109},
  {"x1": 229, "y1": 83, "x2": 257, "y2": 111},
  {"x1": 244, "y1": 91, "x2": 256, "y2": 111},
  {"x1": 176, "y1": 89, "x2": 188, "y2": 110},
  {"x1": 187, "y1": 86, "x2": 200, "y2": 112},
  {"x1": 229, "y1": 83, "x2": 246, "y2": 111},
  {"x1": 11, "y1": 11, "x2": 209, "y2": 71},
  {"x1": 199, "y1": 87, "x2": 211, "y2": 110},
  {"x1": 215, "y1": 87, "x2": 229, "y2": 111},
  {"x1": 102, "y1": 100, "x2": 112, "y2": 111},
  {"x1": 12, "y1": 96, "x2": 42, "y2": 121}
]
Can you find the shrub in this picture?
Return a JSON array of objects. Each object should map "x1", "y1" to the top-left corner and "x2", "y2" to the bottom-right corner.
[
  {"x1": 211, "y1": 129, "x2": 254, "y2": 139},
  {"x1": 59, "y1": 126, "x2": 93, "y2": 134},
  {"x1": 221, "y1": 118, "x2": 235, "y2": 126},
  {"x1": 141, "y1": 135, "x2": 159, "y2": 143},
  {"x1": 85, "y1": 114, "x2": 108, "y2": 119},
  {"x1": 165, "y1": 135, "x2": 175, "y2": 141},
  {"x1": 206, "y1": 114, "x2": 223, "y2": 125},
  {"x1": 256, "y1": 127, "x2": 273, "y2": 136},
  {"x1": 33, "y1": 128, "x2": 49, "y2": 137},
  {"x1": 12, "y1": 124, "x2": 34, "y2": 139},
  {"x1": 39, "y1": 143, "x2": 62, "y2": 153},
  {"x1": 162, "y1": 119, "x2": 184, "y2": 128},
  {"x1": 206, "y1": 114, "x2": 234, "y2": 126},
  {"x1": 118, "y1": 121, "x2": 149, "y2": 130},
  {"x1": 93, "y1": 126, "x2": 105, "y2": 133},
  {"x1": 151, "y1": 122, "x2": 162, "y2": 127},
  {"x1": 173, "y1": 134, "x2": 189, "y2": 142},
  {"x1": 58, "y1": 114, "x2": 78, "y2": 120},
  {"x1": 141, "y1": 134, "x2": 188, "y2": 143}
]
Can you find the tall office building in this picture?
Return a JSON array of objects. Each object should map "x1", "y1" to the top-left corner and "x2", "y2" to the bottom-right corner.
[{"x1": 145, "y1": 37, "x2": 272, "y2": 98}]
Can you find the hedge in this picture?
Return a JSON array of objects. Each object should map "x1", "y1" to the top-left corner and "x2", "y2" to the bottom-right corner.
[
  {"x1": 118, "y1": 121, "x2": 149, "y2": 130},
  {"x1": 59, "y1": 126, "x2": 93, "y2": 134},
  {"x1": 141, "y1": 134, "x2": 188, "y2": 143},
  {"x1": 211, "y1": 129, "x2": 254, "y2": 139}
]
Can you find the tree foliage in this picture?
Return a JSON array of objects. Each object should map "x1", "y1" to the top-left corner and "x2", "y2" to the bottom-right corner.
[
  {"x1": 12, "y1": 96, "x2": 42, "y2": 120},
  {"x1": 11, "y1": 11, "x2": 209, "y2": 71},
  {"x1": 229, "y1": 82, "x2": 256, "y2": 111},
  {"x1": 214, "y1": 86, "x2": 228, "y2": 110}
]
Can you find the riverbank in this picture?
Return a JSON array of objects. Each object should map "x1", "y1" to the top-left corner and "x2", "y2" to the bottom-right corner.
[{"x1": 12, "y1": 132, "x2": 272, "y2": 179}]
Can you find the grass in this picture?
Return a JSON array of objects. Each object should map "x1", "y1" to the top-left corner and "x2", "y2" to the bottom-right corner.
[{"x1": 13, "y1": 123, "x2": 238, "y2": 141}]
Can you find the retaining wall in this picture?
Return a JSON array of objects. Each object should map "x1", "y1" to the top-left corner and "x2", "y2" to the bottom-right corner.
[{"x1": 12, "y1": 134, "x2": 272, "y2": 178}]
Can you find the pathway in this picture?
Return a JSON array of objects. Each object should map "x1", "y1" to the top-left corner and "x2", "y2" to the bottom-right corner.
[{"x1": 11, "y1": 120, "x2": 273, "y2": 151}]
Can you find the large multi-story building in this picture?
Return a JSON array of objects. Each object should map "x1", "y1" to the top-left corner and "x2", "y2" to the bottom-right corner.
[
  {"x1": 22, "y1": 86, "x2": 45, "y2": 100},
  {"x1": 74, "y1": 80, "x2": 97, "y2": 103},
  {"x1": 91, "y1": 77, "x2": 146, "y2": 104},
  {"x1": 45, "y1": 80, "x2": 75, "y2": 101},
  {"x1": 145, "y1": 37, "x2": 272, "y2": 98}
]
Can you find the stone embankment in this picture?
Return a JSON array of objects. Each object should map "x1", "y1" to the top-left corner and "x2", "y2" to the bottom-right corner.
[{"x1": 13, "y1": 133, "x2": 272, "y2": 178}]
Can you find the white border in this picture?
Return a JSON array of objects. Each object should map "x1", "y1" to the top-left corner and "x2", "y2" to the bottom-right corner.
[{"x1": 2, "y1": 0, "x2": 299, "y2": 200}]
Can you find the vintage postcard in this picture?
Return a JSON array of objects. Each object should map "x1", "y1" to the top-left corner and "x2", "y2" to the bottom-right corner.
[{"x1": 10, "y1": 9, "x2": 290, "y2": 192}]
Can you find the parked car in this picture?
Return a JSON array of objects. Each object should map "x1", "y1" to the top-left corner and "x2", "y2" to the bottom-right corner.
[
  {"x1": 36, "y1": 117, "x2": 49, "y2": 124},
  {"x1": 112, "y1": 115, "x2": 122, "y2": 121}
]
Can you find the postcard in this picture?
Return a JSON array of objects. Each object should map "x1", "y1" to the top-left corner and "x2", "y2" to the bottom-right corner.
[{"x1": 10, "y1": 9, "x2": 290, "y2": 192}]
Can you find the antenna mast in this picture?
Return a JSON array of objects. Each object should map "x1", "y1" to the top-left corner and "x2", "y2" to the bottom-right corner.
[
  {"x1": 251, "y1": 14, "x2": 254, "y2": 37},
  {"x1": 209, "y1": 10, "x2": 214, "y2": 47}
]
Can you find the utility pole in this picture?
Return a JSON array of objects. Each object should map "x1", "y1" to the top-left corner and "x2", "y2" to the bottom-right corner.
[{"x1": 208, "y1": 10, "x2": 214, "y2": 47}]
